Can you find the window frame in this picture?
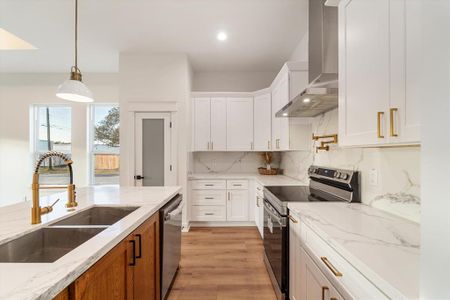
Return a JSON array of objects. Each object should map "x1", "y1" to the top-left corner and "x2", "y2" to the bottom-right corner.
[
  {"x1": 31, "y1": 104, "x2": 73, "y2": 160},
  {"x1": 88, "y1": 103, "x2": 120, "y2": 186}
]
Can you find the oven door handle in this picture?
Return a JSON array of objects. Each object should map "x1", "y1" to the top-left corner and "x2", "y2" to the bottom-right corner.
[{"x1": 264, "y1": 202, "x2": 286, "y2": 227}]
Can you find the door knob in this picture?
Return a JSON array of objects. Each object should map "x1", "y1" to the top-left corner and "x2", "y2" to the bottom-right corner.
[{"x1": 134, "y1": 175, "x2": 145, "y2": 180}]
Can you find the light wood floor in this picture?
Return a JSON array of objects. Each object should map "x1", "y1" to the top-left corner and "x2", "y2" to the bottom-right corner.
[{"x1": 167, "y1": 227, "x2": 277, "y2": 300}]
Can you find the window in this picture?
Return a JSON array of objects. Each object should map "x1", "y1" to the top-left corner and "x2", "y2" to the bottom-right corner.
[
  {"x1": 33, "y1": 105, "x2": 72, "y2": 185},
  {"x1": 89, "y1": 105, "x2": 120, "y2": 185}
]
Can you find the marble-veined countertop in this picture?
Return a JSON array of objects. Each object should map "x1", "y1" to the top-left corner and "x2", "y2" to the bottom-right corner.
[
  {"x1": 188, "y1": 172, "x2": 308, "y2": 186},
  {"x1": 288, "y1": 202, "x2": 420, "y2": 299},
  {"x1": 0, "y1": 185, "x2": 181, "y2": 300}
]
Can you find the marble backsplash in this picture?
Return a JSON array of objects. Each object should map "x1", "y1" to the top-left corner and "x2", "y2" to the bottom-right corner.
[
  {"x1": 192, "y1": 151, "x2": 281, "y2": 174},
  {"x1": 281, "y1": 109, "x2": 421, "y2": 223}
]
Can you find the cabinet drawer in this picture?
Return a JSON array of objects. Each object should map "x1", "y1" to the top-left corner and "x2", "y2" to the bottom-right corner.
[
  {"x1": 302, "y1": 222, "x2": 388, "y2": 299},
  {"x1": 191, "y1": 206, "x2": 226, "y2": 221},
  {"x1": 191, "y1": 180, "x2": 226, "y2": 190},
  {"x1": 226, "y1": 180, "x2": 249, "y2": 190},
  {"x1": 191, "y1": 190, "x2": 226, "y2": 206}
]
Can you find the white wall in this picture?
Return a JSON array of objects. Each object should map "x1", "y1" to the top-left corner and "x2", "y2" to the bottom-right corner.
[
  {"x1": 281, "y1": 109, "x2": 421, "y2": 223},
  {"x1": 0, "y1": 73, "x2": 119, "y2": 206},
  {"x1": 420, "y1": 0, "x2": 450, "y2": 298},
  {"x1": 289, "y1": 33, "x2": 308, "y2": 62},
  {"x1": 192, "y1": 71, "x2": 277, "y2": 92},
  {"x1": 118, "y1": 52, "x2": 192, "y2": 228}
]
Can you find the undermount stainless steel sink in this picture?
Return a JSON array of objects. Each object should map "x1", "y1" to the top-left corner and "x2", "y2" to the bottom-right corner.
[
  {"x1": 50, "y1": 206, "x2": 139, "y2": 226},
  {"x1": 0, "y1": 227, "x2": 106, "y2": 263}
]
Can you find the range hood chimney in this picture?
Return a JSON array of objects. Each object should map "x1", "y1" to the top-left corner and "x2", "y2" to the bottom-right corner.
[{"x1": 276, "y1": 0, "x2": 338, "y2": 118}]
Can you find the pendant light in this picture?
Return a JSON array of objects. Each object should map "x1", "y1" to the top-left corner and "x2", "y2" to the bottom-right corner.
[{"x1": 56, "y1": 0, "x2": 93, "y2": 103}]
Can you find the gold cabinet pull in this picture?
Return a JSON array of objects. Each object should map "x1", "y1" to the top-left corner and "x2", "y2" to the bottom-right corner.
[
  {"x1": 211, "y1": 141, "x2": 214, "y2": 150},
  {"x1": 377, "y1": 112, "x2": 385, "y2": 138},
  {"x1": 207, "y1": 142, "x2": 210, "y2": 150},
  {"x1": 321, "y1": 257, "x2": 343, "y2": 277},
  {"x1": 288, "y1": 214, "x2": 298, "y2": 223},
  {"x1": 251, "y1": 142, "x2": 254, "y2": 150},
  {"x1": 322, "y1": 287, "x2": 329, "y2": 300},
  {"x1": 390, "y1": 108, "x2": 398, "y2": 137}
]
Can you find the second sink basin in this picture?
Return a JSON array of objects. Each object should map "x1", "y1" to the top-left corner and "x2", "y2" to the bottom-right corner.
[
  {"x1": 50, "y1": 206, "x2": 139, "y2": 226},
  {"x1": 0, "y1": 227, "x2": 106, "y2": 263}
]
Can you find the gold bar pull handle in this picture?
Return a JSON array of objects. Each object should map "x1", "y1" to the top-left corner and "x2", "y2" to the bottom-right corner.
[
  {"x1": 321, "y1": 257, "x2": 343, "y2": 277},
  {"x1": 322, "y1": 287, "x2": 329, "y2": 300},
  {"x1": 288, "y1": 215, "x2": 298, "y2": 223},
  {"x1": 390, "y1": 108, "x2": 398, "y2": 137},
  {"x1": 377, "y1": 112, "x2": 385, "y2": 138}
]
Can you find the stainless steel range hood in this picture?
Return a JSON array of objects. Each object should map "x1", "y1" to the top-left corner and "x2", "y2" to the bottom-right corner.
[{"x1": 276, "y1": 0, "x2": 338, "y2": 118}]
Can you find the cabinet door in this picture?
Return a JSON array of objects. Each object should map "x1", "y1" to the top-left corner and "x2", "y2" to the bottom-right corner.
[
  {"x1": 133, "y1": 213, "x2": 160, "y2": 300},
  {"x1": 389, "y1": 0, "x2": 421, "y2": 144},
  {"x1": 255, "y1": 194, "x2": 264, "y2": 238},
  {"x1": 289, "y1": 214, "x2": 301, "y2": 300},
  {"x1": 226, "y1": 190, "x2": 249, "y2": 221},
  {"x1": 227, "y1": 98, "x2": 254, "y2": 151},
  {"x1": 71, "y1": 239, "x2": 133, "y2": 300},
  {"x1": 271, "y1": 86, "x2": 281, "y2": 151},
  {"x1": 278, "y1": 75, "x2": 290, "y2": 150},
  {"x1": 210, "y1": 98, "x2": 227, "y2": 151},
  {"x1": 254, "y1": 93, "x2": 272, "y2": 151},
  {"x1": 193, "y1": 98, "x2": 211, "y2": 151},
  {"x1": 339, "y1": 0, "x2": 390, "y2": 146},
  {"x1": 299, "y1": 247, "x2": 344, "y2": 300}
]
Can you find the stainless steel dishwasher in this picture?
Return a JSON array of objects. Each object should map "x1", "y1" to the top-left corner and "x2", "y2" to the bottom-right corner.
[{"x1": 160, "y1": 194, "x2": 183, "y2": 299}]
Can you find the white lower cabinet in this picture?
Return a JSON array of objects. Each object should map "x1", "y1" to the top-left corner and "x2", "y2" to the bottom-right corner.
[
  {"x1": 289, "y1": 213, "x2": 301, "y2": 300},
  {"x1": 226, "y1": 190, "x2": 249, "y2": 221},
  {"x1": 255, "y1": 182, "x2": 264, "y2": 238},
  {"x1": 300, "y1": 247, "x2": 343, "y2": 300},
  {"x1": 289, "y1": 216, "x2": 388, "y2": 300},
  {"x1": 190, "y1": 179, "x2": 249, "y2": 223}
]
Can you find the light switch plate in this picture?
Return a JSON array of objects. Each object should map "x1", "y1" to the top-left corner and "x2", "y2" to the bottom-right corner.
[{"x1": 369, "y1": 168, "x2": 378, "y2": 186}]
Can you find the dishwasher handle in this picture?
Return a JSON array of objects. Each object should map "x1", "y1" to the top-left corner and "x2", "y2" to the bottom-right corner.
[{"x1": 165, "y1": 200, "x2": 184, "y2": 221}]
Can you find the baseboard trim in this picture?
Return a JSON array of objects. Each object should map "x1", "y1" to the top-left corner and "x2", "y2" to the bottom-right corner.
[{"x1": 190, "y1": 221, "x2": 257, "y2": 227}]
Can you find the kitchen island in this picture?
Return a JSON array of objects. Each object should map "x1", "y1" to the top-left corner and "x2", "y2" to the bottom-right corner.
[{"x1": 0, "y1": 185, "x2": 181, "y2": 300}]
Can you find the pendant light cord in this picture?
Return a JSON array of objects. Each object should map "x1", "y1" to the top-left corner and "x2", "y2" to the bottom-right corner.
[{"x1": 74, "y1": 0, "x2": 78, "y2": 69}]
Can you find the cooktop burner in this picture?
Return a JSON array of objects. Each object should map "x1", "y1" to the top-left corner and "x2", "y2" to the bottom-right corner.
[{"x1": 264, "y1": 186, "x2": 314, "y2": 203}]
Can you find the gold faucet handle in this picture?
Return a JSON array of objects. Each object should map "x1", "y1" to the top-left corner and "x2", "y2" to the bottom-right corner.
[{"x1": 41, "y1": 198, "x2": 60, "y2": 215}]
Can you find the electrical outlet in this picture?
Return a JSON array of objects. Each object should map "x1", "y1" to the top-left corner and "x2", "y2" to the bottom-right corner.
[{"x1": 369, "y1": 168, "x2": 378, "y2": 186}]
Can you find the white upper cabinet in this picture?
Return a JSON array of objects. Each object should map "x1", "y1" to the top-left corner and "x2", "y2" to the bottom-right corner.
[
  {"x1": 193, "y1": 98, "x2": 211, "y2": 151},
  {"x1": 272, "y1": 72, "x2": 291, "y2": 151},
  {"x1": 210, "y1": 98, "x2": 227, "y2": 151},
  {"x1": 254, "y1": 92, "x2": 272, "y2": 151},
  {"x1": 339, "y1": 0, "x2": 421, "y2": 147},
  {"x1": 227, "y1": 97, "x2": 254, "y2": 151}
]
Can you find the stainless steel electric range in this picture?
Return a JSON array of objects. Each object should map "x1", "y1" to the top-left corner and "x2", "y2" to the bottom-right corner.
[{"x1": 263, "y1": 166, "x2": 360, "y2": 300}]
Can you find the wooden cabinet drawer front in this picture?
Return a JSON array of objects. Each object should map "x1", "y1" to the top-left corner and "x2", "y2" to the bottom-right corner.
[
  {"x1": 226, "y1": 180, "x2": 249, "y2": 190},
  {"x1": 191, "y1": 190, "x2": 226, "y2": 206},
  {"x1": 302, "y1": 222, "x2": 388, "y2": 300},
  {"x1": 191, "y1": 180, "x2": 226, "y2": 190},
  {"x1": 191, "y1": 206, "x2": 226, "y2": 221}
]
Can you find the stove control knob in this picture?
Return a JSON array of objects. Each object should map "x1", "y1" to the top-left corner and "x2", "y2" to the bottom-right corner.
[
  {"x1": 340, "y1": 173, "x2": 349, "y2": 180},
  {"x1": 334, "y1": 172, "x2": 340, "y2": 178}
]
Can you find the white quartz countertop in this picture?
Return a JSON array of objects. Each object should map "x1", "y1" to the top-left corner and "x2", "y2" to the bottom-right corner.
[
  {"x1": 288, "y1": 202, "x2": 420, "y2": 299},
  {"x1": 0, "y1": 185, "x2": 181, "y2": 300},
  {"x1": 189, "y1": 173, "x2": 307, "y2": 186}
]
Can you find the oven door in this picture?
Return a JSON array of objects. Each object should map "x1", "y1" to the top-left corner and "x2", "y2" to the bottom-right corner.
[{"x1": 263, "y1": 199, "x2": 288, "y2": 293}]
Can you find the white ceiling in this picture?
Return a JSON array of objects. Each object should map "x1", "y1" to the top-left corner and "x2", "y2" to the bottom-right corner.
[{"x1": 0, "y1": 0, "x2": 308, "y2": 73}]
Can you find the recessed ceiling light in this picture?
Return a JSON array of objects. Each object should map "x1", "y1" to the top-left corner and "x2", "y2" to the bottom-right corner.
[
  {"x1": 217, "y1": 31, "x2": 228, "y2": 41},
  {"x1": 303, "y1": 98, "x2": 311, "y2": 103},
  {"x1": 0, "y1": 28, "x2": 36, "y2": 50}
]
